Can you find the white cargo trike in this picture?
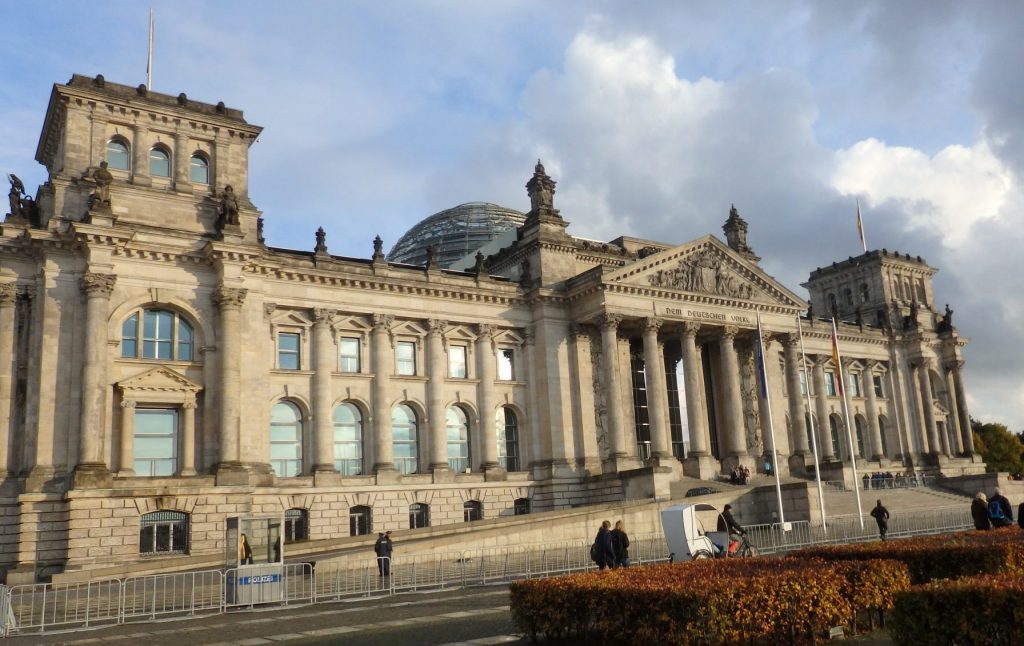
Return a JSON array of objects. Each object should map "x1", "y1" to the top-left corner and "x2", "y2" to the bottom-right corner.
[{"x1": 660, "y1": 503, "x2": 756, "y2": 561}]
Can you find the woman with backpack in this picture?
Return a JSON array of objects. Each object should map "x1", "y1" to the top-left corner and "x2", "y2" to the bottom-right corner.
[{"x1": 971, "y1": 492, "x2": 992, "y2": 531}]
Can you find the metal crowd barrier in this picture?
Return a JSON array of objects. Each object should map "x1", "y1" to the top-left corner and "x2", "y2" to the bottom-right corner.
[{"x1": 0, "y1": 504, "x2": 979, "y2": 637}]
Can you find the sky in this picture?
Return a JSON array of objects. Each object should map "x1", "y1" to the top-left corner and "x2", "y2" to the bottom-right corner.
[{"x1": 1, "y1": 1, "x2": 1022, "y2": 432}]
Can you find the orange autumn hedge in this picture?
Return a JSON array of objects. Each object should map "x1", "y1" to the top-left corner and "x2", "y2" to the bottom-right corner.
[
  {"x1": 791, "y1": 528, "x2": 1024, "y2": 584},
  {"x1": 509, "y1": 558, "x2": 909, "y2": 645},
  {"x1": 889, "y1": 573, "x2": 1024, "y2": 646}
]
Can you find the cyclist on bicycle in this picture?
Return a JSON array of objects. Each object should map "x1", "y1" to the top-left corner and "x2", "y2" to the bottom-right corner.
[{"x1": 717, "y1": 504, "x2": 746, "y2": 556}]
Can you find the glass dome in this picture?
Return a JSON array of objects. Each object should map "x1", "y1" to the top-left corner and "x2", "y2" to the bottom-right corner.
[{"x1": 387, "y1": 202, "x2": 525, "y2": 268}]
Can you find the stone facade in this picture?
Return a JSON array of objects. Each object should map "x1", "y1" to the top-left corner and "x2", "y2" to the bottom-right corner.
[{"x1": 0, "y1": 75, "x2": 982, "y2": 582}]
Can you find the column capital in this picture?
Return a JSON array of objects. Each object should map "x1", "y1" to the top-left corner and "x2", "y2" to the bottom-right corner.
[
  {"x1": 212, "y1": 286, "x2": 247, "y2": 310},
  {"x1": 371, "y1": 313, "x2": 394, "y2": 330},
  {"x1": 782, "y1": 333, "x2": 800, "y2": 349},
  {"x1": 263, "y1": 302, "x2": 277, "y2": 319},
  {"x1": 944, "y1": 359, "x2": 965, "y2": 372},
  {"x1": 910, "y1": 357, "x2": 934, "y2": 370},
  {"x1": 313, "y1": 307, "x2": 334, "y2": 325},
  {"x1": 598, "y1": 313, "x2": 623, "y2": 330},
  {"x1": 642, "y1": 317, "x2": 663, "y2": 334},
  {"x1": 476, "y1": 323, "x2": 495, "y2": 339},
  {"x1": 81, "y1": 272, "x2": 116, "y2": 298},
  {"x1": 0, "y1": 282, "x2": 15, "y2": 305},
  {"x1": 813, "y1": 354, "x2": 831, "y2": 368},
  {"x1": 721, "y1": 325, "x2": 739, "y2": 341},
  {"x1": 427, "y1": 318, "x2": 448, "y2": 334},
  {"x1": 182, "y1": 399, "x2": 197, "y2": 410},
  {"x1": 682, "y1": 321, "x2": 701, "y2": 338},
  {"x1": 524, "y1": 328, "x2": 536, "y2": 346},
  {"x1": 120, "y1": 399, "x2": 136, "y2": 409}
]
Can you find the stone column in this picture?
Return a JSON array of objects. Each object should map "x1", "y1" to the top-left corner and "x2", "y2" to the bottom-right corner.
[
  {"x1": 522, "y1": 328, "x2": 541, "y2": 471},
  {"x1": 680, "y1": 323, "x2": 710, "y2": 456},
  {"x1": 426, "y1": 319, "x2": 448, "y2": 473},
  {"x1": 73, "y1": 272, "x2": 116, "y2": 488},
  {"x1": 0, "y1": 283, "x2": 16, "y2": 476},
  {"x1": 943, "y1": 363, "x2": 964, "y2": 455},
  {"x1": 173, "y1": 130, "x2": 192, "y2": 191},
  {"x1": 180, "y1": 399, "x2": 197, "y2": 475},
  {"x1": 476, "y1": 324, "x2": 500, "y2": 472},
  {"x1": 641, "y1": 318, "x2": 670, "y2": 460},
  {"x1": 312, "y1": 308, "x2": 337, "y2": 475},
  {"x1": 812, "y1": 356, "x2": 835, "y2": 460},
  {"x1": 864, "y1": 362, "x2": 884, "y2": 459},
  {"x1": 783, "y1": 334, "x2": 809, "y2": 455},
  {"x1": 371, "y1": 314, "x2": 395, "y2": 473},
  {"x1": 950, "y1": 360, "x2": 975, "y2": 455},
  {"x1": 599, "y1": 314, "x2": 627, "y2": 458},
  {"x1": 912, "y1": 359, "x2": 940, "y2": 456},
  {"x1": 117, "y1": 400, "x2": 136, "y2": 476},
  {"x1": 132, "y1": 124, "x2": 151, "y2": 186},
  {"x1": 212, "y1": 286, "x2": 246, "y2": 474},
  {"x1": 718, "y1": 326, "x2": 747, "y2": 458}
]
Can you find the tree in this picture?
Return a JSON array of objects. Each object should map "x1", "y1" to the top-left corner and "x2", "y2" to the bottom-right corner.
[{"x1": 971, "y1": 419, "x2": 1024, "y2": 474}]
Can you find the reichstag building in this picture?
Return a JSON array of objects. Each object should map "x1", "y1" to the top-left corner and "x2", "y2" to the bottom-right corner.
[{"x1": 0, "y1": 75, "x2": 981, "y2": 581}]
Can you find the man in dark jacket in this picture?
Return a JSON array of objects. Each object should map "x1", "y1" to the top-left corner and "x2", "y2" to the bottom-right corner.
[
  {"x1": 593, "y1": 520, "x2": 615, "y2": 570},
  {"x1": 610, "y1": 520, "x2": 631, "y2": 568},
  {"x1": 869, "y1": 499, "x2": 890, "y2": 540},
  {"x1": 718, "y1": 504, "x2": 745, "y2": 537},
  {"x1": 988, "y1": 488, "x2": 1014, "y2": 527},
  {"x1": 374, "y1": 530, "x2": 394, "y2": 575}
]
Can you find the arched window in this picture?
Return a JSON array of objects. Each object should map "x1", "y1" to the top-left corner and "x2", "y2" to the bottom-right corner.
[
  {"x1": 139, "y1": 510, "x2": 189, "y2": 555},
  {"x1": 496, "y1": 407, "x2": 519, "y2": 472},
  {"x1": 392, "y1": 404, "x2": 418, "y2": 474},
  {"x1": 284, "y1": 508, "x2": 308, "y2": 543},
  {"x1": 513, "y1": 498, "x2": 531, "y2": 515},
  {"x1": 446, "y1": 406, "x2": 470, "y2": 472},
  {"x1": 333, "y1": 403, "x2": 363, "y2": 475},
  {"x1": 121, "y1": 308, "x2": 195, "y2": 361},
  {"x1": 854, "y1": 416, "x2": 866, "y2": 458},
  {"x1": 409, "y1": 503, "x2": 430, "y2": 529},
  {"x1": 270, "y1": 401, "x2": 303, "y2": 477},
  {"x1": 107, "y1": 139, "x2": 130, "y2": 171},
  {"x1": 860, "y1": 283, "x2": 870, "y2": 303},
  {"x1": 463, "y1": 500, "x2": 483, "y2": 522},
  {"x1": 349, "y1": 505, "x2": 372, "y2": 536},
  {"x1": 189, "y1": 153, "x2": 209, "y2": 184},
  {"x1": 149, "y1": 146, "x2": 171, "y2": 177},
  {"x1": 829, "y1": 415, "x2": 842, "y2": 458}
]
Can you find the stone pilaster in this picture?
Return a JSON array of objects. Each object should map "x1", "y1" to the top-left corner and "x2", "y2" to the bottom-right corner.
[
  {"x1": 117, "y1": 400, "x2": 136, "y2": 476},
  {"x1": 599, "y1": 314, "x2": 627, "y2": 459},
  {"x1": 212, "y1": 285, "x2": 247, "y2": 482},
  {"x1": 371, "y1": 313, "x2": 396, "y2": 477},
  {"x1": 641, "y1": 317, "x2": 671, "y2": 460},
  {"x1": 173, "y1": 130, "x2": 192, "y2": 192},
  {"x1": 950, "y1": 360, "x2": 974, "y2": 455},
  {"x1": 180, "y1": 398, "x2": 197, "y2": 476},
  {"x1": 311, "y1": 308, "x2": 338, "y2": 479},
  {"x1": 0, "y1": 283, "x2": 15, "y2": 476},
  {"x1": 812, "y1": 356, "x2": 835, "y2": 460},
  {"x1": 717, "y1": 326, "x2": 747, "y2": 458},
  {"x1": 914, "y1": 359, "x2": 940, "y2": 456},
  {"x1": 72, "y1": 272, "x2": 116, "y2": 489},
  {"x1": 680, "y1": 323, "x2": 717, "y2": 478},
  {"x1": 864, "y1": 361, "x2": 884, "y2": 460},
  {"x1": 783, "y1": 334, "x2": 809, "y2": 456},
  {"x1": 476, "y1": 323, "x2": 501, "y2": 475},
  {"x1": 131, "y1": 124, "x2": 151, "y2": 186},
  {"x1": 426, "y1": 319, "x2": 449, "y2": 477}
]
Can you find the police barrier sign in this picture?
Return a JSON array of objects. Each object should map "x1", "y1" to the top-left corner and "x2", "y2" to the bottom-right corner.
[{"x1": 240, "y1": 574, "x2": 281, "y2": 585}]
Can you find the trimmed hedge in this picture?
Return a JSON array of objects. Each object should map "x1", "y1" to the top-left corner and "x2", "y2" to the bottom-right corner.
[
  {"x1": 889, "y1": 574, "x2": 1024, "y2": 646},
  {"x1": 790, "y1": 528, "x2": 1024, "y2": 584},
  {"x1": 510, "y1": 558, "x2": 909, "y2": 645}
]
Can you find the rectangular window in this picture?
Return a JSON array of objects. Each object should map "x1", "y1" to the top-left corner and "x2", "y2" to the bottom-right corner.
[
  {"x1": 396, "y1": 341, "x2": 416, "y2": 376},
  {"x1": 339, "y1": 337, "x2": 360, "y2": 373},
  {"x1": 278, "y1": 332, "x2": 300, "y2": 370},
  {"x1": 825, "y1": 372, "x2": 837, "y2": 397},
  {"x1": 497, "y1": 349, "x2": 515, "y2": 381},
  {"x1": 134, "y1": 409, "x2": 178, "y2": 476},
  {"x1": 873, "y1": 374, "x2": 884, "y2": 398},
  {"x1": 449, "y1": 345, "x2": 467, "y2": 378},
  {"x1": 849, "y1": 372, "x2": 862, "y2": 397}
]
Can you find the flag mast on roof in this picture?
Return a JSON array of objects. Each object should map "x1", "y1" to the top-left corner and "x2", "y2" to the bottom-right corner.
[{"x1": 146, "y1": 8, "x2": 154, "y2": 90}]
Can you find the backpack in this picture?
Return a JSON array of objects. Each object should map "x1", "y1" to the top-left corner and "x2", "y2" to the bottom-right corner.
[
  {"x1": 590, "y1": 542, "x2": 599, "y2": 562},
  {"x1": 989, "y1": 499, "x2": 1005, "y2": 521}
]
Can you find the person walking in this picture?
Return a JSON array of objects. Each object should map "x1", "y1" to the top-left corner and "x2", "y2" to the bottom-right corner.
[
  {"x1": 971, "y1": 492, "x2": 992, "y2": 531},
  {"x1": 592, "y1": 520, "x2": 615, "y2": 570},
  {"x1": 610, "y1": 520, "x2": 631, "y2": 568},
  {"x1": 869, "y1": 499, "x2": 890, "y2": 540},
  {"x1": 988, "y1": 487, "x2": 1014, "y2": 527},
  {"x1": 375, "y1": 530, "x2": 394, "y2": 576},
  {"x1": 239, "y1": 533, "x2": 253, "y2": 565}
]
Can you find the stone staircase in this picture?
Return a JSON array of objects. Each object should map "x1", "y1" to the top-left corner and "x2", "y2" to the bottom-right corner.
[{"x1": 820, "y1": 485, "x2": 971, "y2": 517}]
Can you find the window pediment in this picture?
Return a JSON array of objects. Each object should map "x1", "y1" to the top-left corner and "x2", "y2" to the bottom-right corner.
[{"x1": 119, "y1": 366, "x2": 202, "y2": 402}]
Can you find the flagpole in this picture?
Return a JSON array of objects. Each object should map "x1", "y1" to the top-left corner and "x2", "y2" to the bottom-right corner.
[
  {"x1": 147, "y1": 8, "x2": 154, "y2": 90},
  {"x1": 756, "y1": 312, "x2": 786, "y2": 526},
  {"x1": 797, "y1": 315, "x2": 827, "y2": 534},
  {"x1": 832, "y1": 317, "x2": 865, "y2": 529}
]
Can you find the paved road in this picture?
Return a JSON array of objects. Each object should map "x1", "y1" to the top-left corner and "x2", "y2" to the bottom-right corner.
[{"x1": 7, "y1": 586, "x2": 525, "y2": 646}]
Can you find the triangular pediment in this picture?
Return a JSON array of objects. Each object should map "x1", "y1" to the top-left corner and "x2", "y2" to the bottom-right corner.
[
  {"x1": 118, "y1": 366, "x2": 202, "y2": 394},
  {"x1": 602, "y1": 236, "x2": 806, "y2": 308}
]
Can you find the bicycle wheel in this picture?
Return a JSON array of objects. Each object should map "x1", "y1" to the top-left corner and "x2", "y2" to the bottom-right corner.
[{"x1": 742, "y1": 541, "x2": 759, "y2": 557}]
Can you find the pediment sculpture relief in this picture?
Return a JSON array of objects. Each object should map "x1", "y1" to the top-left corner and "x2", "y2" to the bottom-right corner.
[{"x1": 647, "y1": 249, "x2": 757, "y2": 300}]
